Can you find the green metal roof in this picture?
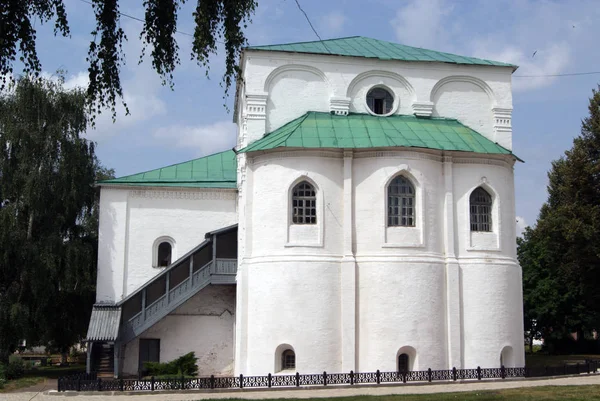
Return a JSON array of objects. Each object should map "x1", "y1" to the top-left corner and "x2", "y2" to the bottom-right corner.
[
  {"x1": 99, "y1": 149, "x2": 237, "y2": 188},
  {"x1": 240, "y1": 112, "x2": 521, "y2": 160},
  {"x1": 248, "y1": 36, "x2": 516, "y2": 69}
]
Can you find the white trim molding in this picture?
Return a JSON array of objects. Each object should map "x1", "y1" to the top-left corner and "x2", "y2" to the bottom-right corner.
[
  {"x1": 330, "y1": 96, "x2": 351, "y2": 116},
  {"x1": 412, "y1": 101, "x2": 434, "y2": 117}
]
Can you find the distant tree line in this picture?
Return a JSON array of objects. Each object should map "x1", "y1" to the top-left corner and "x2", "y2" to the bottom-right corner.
[{"x1": 519, "y1": 86, "x2": 600, "y2": 354}]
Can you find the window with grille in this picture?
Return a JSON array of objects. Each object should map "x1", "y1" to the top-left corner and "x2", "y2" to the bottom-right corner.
[
  {"x1": 470, "y1": 187, "x2": 492, "y2": 232},
  {"x1": 282, "y1": 349, "x2": 295, "y2": 370},
  {"x1": 292, "y1": 181, "x2": 316, "y2": 224},
  {"x1": 398, "y1": 353, "x2": 409, "y2": 373},
  {"x1": 387, "y1": 176, "x2": 415, "y2": 227}
]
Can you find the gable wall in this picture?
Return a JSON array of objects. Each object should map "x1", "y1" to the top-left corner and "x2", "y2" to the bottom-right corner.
[{"x1": 237, "y1": 51, "x2": 514, "y2": 150}]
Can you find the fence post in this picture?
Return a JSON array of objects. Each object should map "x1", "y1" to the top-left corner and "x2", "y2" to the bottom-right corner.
[
  {"x1": 97, "y1": 378, "x2": 102, "y2": 391},
  {"x1": 77, "y1": 379, "x2": 81, "y2": 392},
  {"x1": 181, "y1": 374, "x2": 185, "y2": 390},
  {"x1": 151, "y1": 376, "x2": 155, "y2": 391},
  {"x1": 501, "y1": 365, "x2": 506, "y2": 379},
  {"x1": 295, "y1": 372, "x2": 300, "y2": 387},
  {"x1": 545, "y1": 365, "x2": 549, "y2": 376},
  {"x1": 58, "y1": 378, "x2": 62, "y2": 392},
  {"x1": 477, "y1": 366, "x2": 481, "y2": 380},
  {"x1": 427, "y1": 368, "x2": 432, "y2": 382},
  {"x1": 587, "y1": 362, "x2": 590, "y2": 374},
  {"x1": 323, "y1": 371, "x2": 327, "y2": 386},
  {"x1": 350, "y1": 370, "x2": 354, "y2": 385},
  {"x1": 402, "y1": 371, "x2": 407, "y2": 384},
  {"x1": 240, "y1": 374, "x2": 244, "y2": 389},
  {"x1": 268, "y1": 373, "x2": 272, "y2": 388},
  {"x1": 376, "y1": 369, "x2": 380, "y2": 384},
  {"x1": 120, "y1": 378, "x2": 124, "y2": 392},
  {"x1": 452, "y1": 367, "x2": 457, "y2": 381},
  {"x1": 210, "y1": 375, "x2": 215, "y2": 389}
]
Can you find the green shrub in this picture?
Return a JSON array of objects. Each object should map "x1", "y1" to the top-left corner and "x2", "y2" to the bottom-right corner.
[
  {"x1": 143, "y1": 352, "x2": 198, "y2": 377},
  {"x1": 5, "y1": 358, "x2": 25, "y2": 380}
]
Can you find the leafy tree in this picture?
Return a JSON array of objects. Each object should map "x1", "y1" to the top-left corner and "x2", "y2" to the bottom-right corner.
[
  {"x1": 519, "y1": 86, "x2": 600, "y2": 351},
  {"x1": 0, "y1": 74, "x2": 113, "y2": 363},
  {"x1": 0, "y1": 0, "x2": 257, "y2": 120}
]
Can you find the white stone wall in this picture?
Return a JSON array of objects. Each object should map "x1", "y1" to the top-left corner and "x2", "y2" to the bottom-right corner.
[
  {"x1": 122, "y1": 285, "x2": 236, "y2": 376},
  {"x1": 237, "y1": 51, "x2": 514, "y2": 150},
  {"x1": 95, "y1": 187, "x2": 237, "y2": 303},
  {"x1": 236, "y1": 149, "x2": 523, "y2": 373}
]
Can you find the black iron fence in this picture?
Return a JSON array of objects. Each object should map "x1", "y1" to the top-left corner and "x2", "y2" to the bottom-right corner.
[{"x1": 58, "y1": 360, "x2": 600, "y2": 392}]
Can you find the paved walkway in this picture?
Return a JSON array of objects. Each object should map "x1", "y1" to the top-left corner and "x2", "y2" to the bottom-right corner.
[{"x1": 2, "y1": 374, "x2": 599, "y2": 401}]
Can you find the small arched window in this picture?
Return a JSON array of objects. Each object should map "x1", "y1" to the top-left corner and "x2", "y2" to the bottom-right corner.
[
  {"x1": 387, "y1": 175, "x2": 415, "y2": 227},
  {"x1": 470, "y1": 187, "x2": 492, "y2": 232},
  {"x1": 292, "y1": 181, "x2": 316, "y2": 224},
  {"x1": 398, "y1": 353, "x2": 409, "y2": 373},
  {"x1": 281, "y1": 349, "x2": 296, "y2": 370},
  {"x1": 157, "y1": 242, "x2": 172, "y2": 267}
]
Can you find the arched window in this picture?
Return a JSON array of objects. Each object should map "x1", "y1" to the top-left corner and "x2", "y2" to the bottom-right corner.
[
  {"x1": 281, "y1": 349, "x2": 296, "y2": 370},
  {"x1": 292, "y1": 181, "x2": 316, "y2": 224},
  {"x1": 470, "y1": 187, "x2": 492, "y2": 232},
  {"x1": 398, "y1": 353, "x2": 409, "y2": 373},
  {"x1": 387, "y1": 175, "x2": 415, "y2": 227},
  {"x1": 157, "y1": 242, "x2": 172, "y2": 267}
]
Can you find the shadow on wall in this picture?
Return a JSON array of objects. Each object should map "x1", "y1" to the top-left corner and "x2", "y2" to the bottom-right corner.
[{"x1": 97, "y1": 198, "x2": 119, "y2": 302}]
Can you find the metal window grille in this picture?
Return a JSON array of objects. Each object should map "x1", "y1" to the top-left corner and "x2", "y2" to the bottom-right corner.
[
  {"x1": 387, "y1": 176, "x2": 415, "y2": 226},
  {"x1": 398, "y1": 354, "x2": 409, "y2": 373},
  {"x1": 470, "y1": 187, "x2": 492, "y2": 232},
  {"x1": 367, "y1": 87, "x2": 394, "y2": 115},
  {"x1": 292, "y1": 181, "x2": 316, "y2": 224},
  {"x1": 282, "y1": 350, "x2": 295, "y2": 370}
]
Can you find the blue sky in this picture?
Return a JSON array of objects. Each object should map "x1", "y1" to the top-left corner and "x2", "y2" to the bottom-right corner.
[{"x1": 29, "y1": 0, "x2": 600, "y2": 233}]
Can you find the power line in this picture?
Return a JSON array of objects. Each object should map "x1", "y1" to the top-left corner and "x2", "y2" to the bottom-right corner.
[
  {"x1": 75, "y1": 0, "x2": 225, "y2": 44},
  {"x1": 293, "y1": 0, "x2": 331, "y2": 54},
  {"x1": 513, "y1": 71, "x2": 600, "y2": 78}
]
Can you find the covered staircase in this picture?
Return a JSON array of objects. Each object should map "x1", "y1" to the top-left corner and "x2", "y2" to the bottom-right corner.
[{"x1": 86, "y1": 224, "x2": 238, "y2": 377}]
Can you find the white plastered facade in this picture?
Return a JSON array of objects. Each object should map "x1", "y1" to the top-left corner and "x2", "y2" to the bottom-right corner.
[
  {"x1": 234, "y1": 50, "x2": 524, "y2": 374},
  {"x1": 95, "y1": 46, "x2": 524, "y2": 377}
]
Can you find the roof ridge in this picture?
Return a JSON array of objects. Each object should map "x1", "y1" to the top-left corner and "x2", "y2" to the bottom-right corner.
[{"x1": 247, "y1": 36, "x2": 363, "y2": 49}]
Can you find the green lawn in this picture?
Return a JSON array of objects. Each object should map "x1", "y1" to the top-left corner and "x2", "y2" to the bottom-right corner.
[
  {"x1": 217, "y1": 386, "x2": 600, "y2": 400},
  {"x1": 0, "y1": 376, "x2": 45, "y2": 393}
]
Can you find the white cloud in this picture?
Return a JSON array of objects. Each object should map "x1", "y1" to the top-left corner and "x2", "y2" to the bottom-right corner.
[
  {"x1": 516, "y1": 216, "x2": 528, "y2": 238},
  {"x1": 320, "y1": 11, "x2": 347, "y2": 36},
  {"x1": 153, "y1": 121, "x2": 237, "y2": 157},
  {"x1": 391, "y1": 0, "x2": 453, "y2": 49}
]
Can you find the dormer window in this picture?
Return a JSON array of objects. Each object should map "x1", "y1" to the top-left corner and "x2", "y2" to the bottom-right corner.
[{"x1": 367, "y1": 87, "x2": 394, "y2": 115}]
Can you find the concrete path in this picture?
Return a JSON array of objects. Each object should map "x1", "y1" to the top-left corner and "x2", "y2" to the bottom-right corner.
[{"x1": 2, "y1": 374, "x2": 599, "y2": 401}]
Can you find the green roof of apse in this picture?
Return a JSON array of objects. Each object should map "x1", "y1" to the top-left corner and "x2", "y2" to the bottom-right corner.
[
  {"x1": 240, "y1": 112, "x2": 521, "y2": 160},
  {"x1": 99, "y1": 149, "x2": 237, "y2": 188},
  {"x1": 248, "y1": 36, "x2": 516, "y2": 69}
]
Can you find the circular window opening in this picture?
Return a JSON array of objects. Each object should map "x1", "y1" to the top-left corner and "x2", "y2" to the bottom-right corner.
[{"x1": 366, "y1": 87, "x2": 394, "y2": 115}]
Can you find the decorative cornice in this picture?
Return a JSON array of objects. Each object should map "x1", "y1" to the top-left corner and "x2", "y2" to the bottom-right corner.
[
  {"x1": 452, "y1": 157, "x2": 512, "y2": 168},
  {"x1": 249, "y1": 150, "x2": 343, "y2": 165},
  {"x1": 245, "y1": 93, "x2": 268, "y2": 120},
  {"x1": 330, "y1": 96, "x2": 351, "y2": 116},
  {"x1": 412, "y1": 101, "x2": 434, "y2": 117},
  {"x1": 492, "y1": 107, "x2": 512, "y2": 132},
  {"x1": 129, "y1": 188, "x2": 237, "y2": 200},
  {"x1": 353, "y1": 150, "x2": 444, "y2": 162}
]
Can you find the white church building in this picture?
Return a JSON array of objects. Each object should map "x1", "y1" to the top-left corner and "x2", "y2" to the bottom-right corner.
[{"x1": 86, "y1": 36, "x2": 525, "y2": 378}]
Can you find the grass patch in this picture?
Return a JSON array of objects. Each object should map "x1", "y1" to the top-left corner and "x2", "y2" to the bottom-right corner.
[
  {"x1": 0, "y1": 376, "x2": 45, "y2": 393},
  {"x1": 212, "y1": 385, "x2": 600, "y2": 400},
  {"x1": 526, "y1": 354, "x2": 600, "y2": 368}
]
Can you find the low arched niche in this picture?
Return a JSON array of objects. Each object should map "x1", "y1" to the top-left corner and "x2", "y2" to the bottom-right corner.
[
  {"x1": 500, "y1": 345, "x2": 515, "y2": 367},
  {"x1": 346, "y1": 71, "x2": 415, "y2": 115},
  {"x1": 430, "y1": 76, "x2": 495, "y2": 139},
  {"x1": 396, "y1": 345, "x2": 417, "y2": 371},
  {"x1": 265, "y1": 65, "x2": 329, "y2": 132},
  {"x1": 274, "y1": 343, "x2": 295, "y2": 372}
]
